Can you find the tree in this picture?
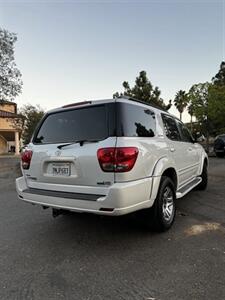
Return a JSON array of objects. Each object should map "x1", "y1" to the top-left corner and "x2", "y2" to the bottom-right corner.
[
  {"x1": 212, "y1": 61, "x2": 225, "y2": 86},
  {"x1": 0, "y1": 28, "x2": 23, "y2": 102},
  {"x1": 113, "y1": 70, "x2": 171, "y2": 110},
  {"x1": 16, "y1": 104, "x2": 45, "y2": 145},
  {"x1": 208, "y1": 84, "x2": 225, "y2": 134},
  {"x1": 187, "y1": 82, "x2": 212, "y2": 151},
  {"x1": 188, "y1": 83, "x2": 210, "y2": 122},
  {"x1": 187, "y1": 101, "x2": 194, "y2": 131},
  {"x1": 173, "y1": 90, "x2": 188, "y2": 120},
  {"x1": 208, "y1": 62, "x2": 225, "y2": 134}
]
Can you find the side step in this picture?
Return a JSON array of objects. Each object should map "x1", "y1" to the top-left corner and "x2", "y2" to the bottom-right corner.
[{"x1": 176, "y1": 177, "x2": 202, "y2": 199}]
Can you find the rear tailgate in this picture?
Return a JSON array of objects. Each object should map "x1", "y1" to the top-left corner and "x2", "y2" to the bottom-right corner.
[{"x1": 23, "y1": 102, "x2": 116, "y2": 194}]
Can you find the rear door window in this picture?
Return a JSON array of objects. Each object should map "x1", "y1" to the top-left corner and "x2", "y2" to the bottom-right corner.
[
  {"x1": 33, "y1": 105, "x2": 109, "y2": 144},
  {"x1": 116, "y1": 103, "x2": 156, "y2": 137},
  {"x1": 162, "y1": 114, "x2": 181, "y2": 141},
  {"x1": 176, "y1": 120, "x2": 193, "y2": 143}
]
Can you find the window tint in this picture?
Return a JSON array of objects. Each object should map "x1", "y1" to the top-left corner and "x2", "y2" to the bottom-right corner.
[
  {"x1": 162, "y1": 114, "x2": 181, "y2": 141},
  {"x1": 176, "y1": 121, "x2": 193, "y2": 143},
  {"x1": 34, "y1": 105, "x2": 108, "y2": 144},
  {"x1": 117, "y1": 103, "x2": 156, "y2": 137}
]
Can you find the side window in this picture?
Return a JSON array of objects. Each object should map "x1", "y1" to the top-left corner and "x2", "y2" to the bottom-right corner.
[
  {"x1": 176, "y1": 121, "x2": 193, "y2": 143},
  {"x1": 117, "y1": 103, "x2": 156, "y2": 137},
  {"x1": 161, "y1": 114, "x2": 181, "y2": 141}
]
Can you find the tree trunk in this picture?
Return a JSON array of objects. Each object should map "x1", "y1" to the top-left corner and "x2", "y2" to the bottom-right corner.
[
  {"x1": 206, "y1": 118, "x2": 210, "y2": 153},
  {"x1": 180, "y1": 112, "x2": 182, "y2": 121},
  {"x1": 190, "y1": 115, "x2": 193, "y2": 132}
]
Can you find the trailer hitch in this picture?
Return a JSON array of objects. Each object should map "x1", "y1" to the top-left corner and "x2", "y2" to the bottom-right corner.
[
  {"x1": 52, "y1": 208, "x2": 68, "y2": 218},
  {"x1": 52, "y1": 208, "x2": 63, "y2": 218}
]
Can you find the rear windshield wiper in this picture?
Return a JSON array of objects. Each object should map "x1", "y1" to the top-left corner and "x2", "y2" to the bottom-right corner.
[{"x1": 57, "y1": 139, "x2": 100, "y2": 149}]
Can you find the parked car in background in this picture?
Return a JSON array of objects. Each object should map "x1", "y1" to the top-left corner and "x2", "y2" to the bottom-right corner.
[
  {"x1": 214, "y1": 134, "x2": 225, "y2": 158},
  {"x1": 16, "y1": 97, "x2": 208, "y2": 231}
]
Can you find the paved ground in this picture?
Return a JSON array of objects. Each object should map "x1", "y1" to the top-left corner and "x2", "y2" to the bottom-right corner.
[{"x1": 0, "y1": 157, "x2": 225, "y2": 300}]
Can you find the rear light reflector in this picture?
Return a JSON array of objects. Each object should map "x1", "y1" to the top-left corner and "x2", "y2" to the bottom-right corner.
[
  {"x1": 21, "y1": 150, "x2": 33, "y2": 170},
  {"x1": 97, "y1": 147, "x2": 138, "y2": 172}
]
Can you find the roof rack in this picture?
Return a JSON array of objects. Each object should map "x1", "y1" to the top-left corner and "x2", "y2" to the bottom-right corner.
[{"x1": 117, "y1": 95, "x2": 167, "y2": 112}]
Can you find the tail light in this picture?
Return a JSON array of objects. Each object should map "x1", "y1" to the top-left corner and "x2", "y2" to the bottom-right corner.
[
  {"x1": 97, "y1": 147, "x2": 138, "y2": 172},
  {"x1": 21, "y1": 150, "x2": 33, "y2": 170}
]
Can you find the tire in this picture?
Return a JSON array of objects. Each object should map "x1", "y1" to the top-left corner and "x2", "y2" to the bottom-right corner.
[
  {"x1": 142, "y1": 176, "x2": 176, "y2": 232},
  {"x1": 197, "y1": 162, "x2": 208, "y2": 190}
]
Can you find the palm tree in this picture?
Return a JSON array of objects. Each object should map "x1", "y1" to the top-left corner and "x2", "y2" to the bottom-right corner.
[{"x1": 174, "y1": 90, "x2": 188, "y2": 121}]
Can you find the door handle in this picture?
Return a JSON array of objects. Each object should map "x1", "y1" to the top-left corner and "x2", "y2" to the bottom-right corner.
[
  {"x1": 170, "y1": 147, "x2": 175, "y2": 152},
  {"x1": 188, "y1": 147, "x2": 193, "y2": 151}
]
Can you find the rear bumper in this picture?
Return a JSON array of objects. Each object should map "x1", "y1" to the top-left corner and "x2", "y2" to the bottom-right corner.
[{"x1": 16, "y1": 176, "x2": 155, "y2": 216}]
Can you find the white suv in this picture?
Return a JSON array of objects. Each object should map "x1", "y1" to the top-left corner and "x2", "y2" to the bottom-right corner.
[{"x1": 16, "y1": 97, "x2": 208, "y2": 231}]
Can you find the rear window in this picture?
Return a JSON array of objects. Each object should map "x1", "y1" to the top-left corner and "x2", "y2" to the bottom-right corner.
[
  {"x1": 116, "y1": 102, "x2": 156, "y2": 137},
  {"x1": 33, "y1": 105, "x2": 109, "y2": 144},
  {"x1": 33, "y1": 101, "x2": 157, "y2": 144}
]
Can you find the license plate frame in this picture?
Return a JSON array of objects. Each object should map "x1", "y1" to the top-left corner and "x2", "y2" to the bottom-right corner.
[{"x1": 52, "y1": 163, "x2": 71, "y2": 177}]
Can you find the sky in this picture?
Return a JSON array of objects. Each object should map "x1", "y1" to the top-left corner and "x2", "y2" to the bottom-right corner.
[{"x1": 0, "y1": 0, "x2": 224, "y2": 120}]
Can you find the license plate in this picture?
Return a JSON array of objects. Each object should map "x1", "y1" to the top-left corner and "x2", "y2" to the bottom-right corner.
[{"x1": 52, "y1": 163, "x2": 71, "y2": 176}]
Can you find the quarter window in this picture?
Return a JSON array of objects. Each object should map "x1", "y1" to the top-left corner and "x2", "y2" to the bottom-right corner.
[{"x1": 117, "y1": 103, "x2": 156, "y2": 137}]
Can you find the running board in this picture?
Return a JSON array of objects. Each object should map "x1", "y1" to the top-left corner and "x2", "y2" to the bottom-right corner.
[{"x1": 176, "y1": 177, "x2": 202, "y2": 199}]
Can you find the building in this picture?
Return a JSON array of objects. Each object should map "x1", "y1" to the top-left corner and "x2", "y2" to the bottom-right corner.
[{"x1": 0, "y1": 101, "x2": 22, "y2": 155}]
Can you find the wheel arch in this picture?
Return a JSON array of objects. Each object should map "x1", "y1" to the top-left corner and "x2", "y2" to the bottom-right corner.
[
  {"x1": 150, "y1": 157, "x2": 178, "y2": 202},
  {"x1": 199, "y1": 152, "x2": 209, "y2": 174},
  {"x1": 161, "y1": 168, "x2": 178, "y2": 191},
  {"x1": 152, "y1": 157, "x2": 177, "y2": 183}
]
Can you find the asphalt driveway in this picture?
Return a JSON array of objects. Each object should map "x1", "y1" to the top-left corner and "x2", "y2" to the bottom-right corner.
[{"x1": 0, "y1": 157, "x2": 224, "y2": 300}]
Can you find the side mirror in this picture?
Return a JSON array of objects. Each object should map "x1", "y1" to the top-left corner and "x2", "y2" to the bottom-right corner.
[
  {"x1": 195, "y1": 135, "x2": 205, "y2": 143},
  {"x1": 192, "y1": 132, "x2": 205, "y2": 143},
  {"x1": 198, "y1": 136, "x2": 205, "y2": 142}
]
